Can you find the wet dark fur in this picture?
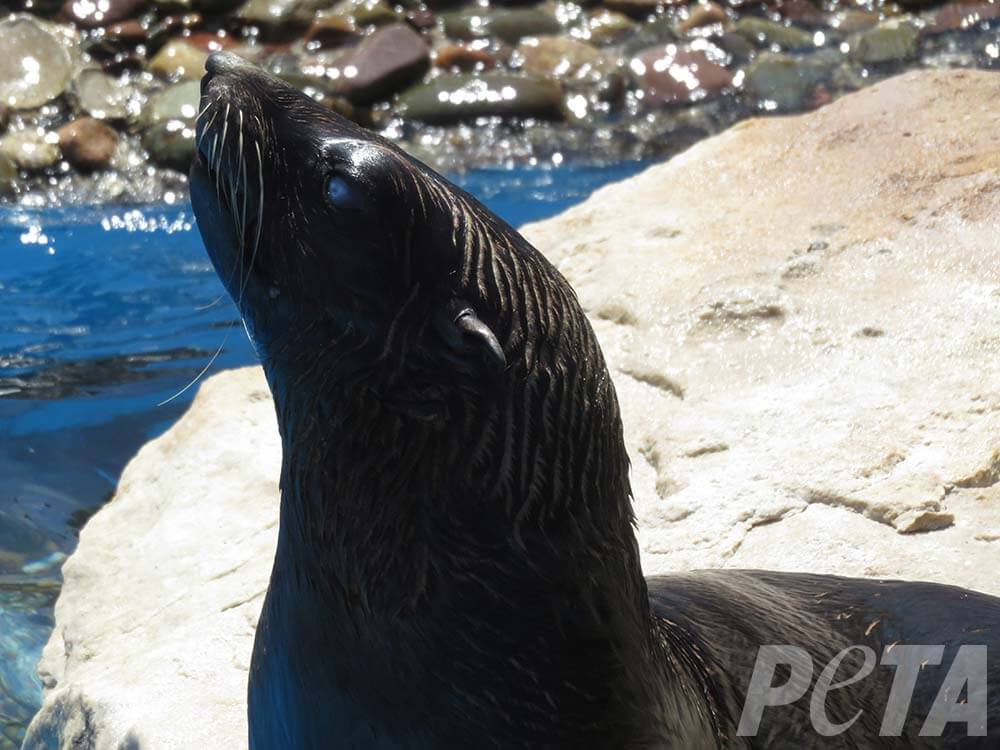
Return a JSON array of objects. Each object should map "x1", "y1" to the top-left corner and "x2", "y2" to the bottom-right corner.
[{"x1": 191, "y1": 53, "x2": 1000, "y2": 749}]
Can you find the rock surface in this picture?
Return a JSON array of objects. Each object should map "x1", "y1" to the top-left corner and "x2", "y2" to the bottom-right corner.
[{"x1": 24, "y1": 68, "x2": 1000, "y2": 748}]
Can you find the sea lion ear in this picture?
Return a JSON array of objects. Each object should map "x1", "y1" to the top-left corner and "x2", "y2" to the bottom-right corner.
[{"x1": 452, "y1": 305, "x2": 507, "y2": 376}]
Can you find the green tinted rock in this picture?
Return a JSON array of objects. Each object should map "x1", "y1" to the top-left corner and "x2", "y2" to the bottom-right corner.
[
  {"x1": 849, "y1": 20, "x2": 920, "y2": 64},
  {"x1": 733, "y1": 17, "x2": 814, "y2": 50},
  {"x1": 396, "y1": 73, "x2": 563, "y2": 123}
]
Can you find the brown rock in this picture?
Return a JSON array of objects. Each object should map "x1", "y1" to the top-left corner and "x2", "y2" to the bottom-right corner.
[
  {"x1": 604, "y1": 0, "x2": 683, "y2": 19},
  {"x1": 60, "y1": 0, "x2": 147, "y2": 28},
  {"x1": 186, "y1": 31, "x2": 240, "y2": 52},
  {"x1": 434, "y1": 43, "x2": 499, "y2": 71},
  {"x1": 303, "y1": 16, "x2": 360, "y2": 48},
  {"x1": 775, "y1": 0, "x2": 826, "y2": 27},
  {"x1": 405, "y1": 8, "x2": 437, "y2": 30},
  {"x1": 677, "y1": 2, "x2": 728, "y2": 33},
  {"x1": 104, "y1": 19, "x2": 148, "y2": 45},
  {"x1": 58, "y1": 117, "x2": 119, "y2": 172},
  {"x1": 925, "y1": 2, "x2": 1000, "y2": 34},
  {"x1": 328, "y1": 23, "x2": 430, "y2": 103},
  {"x1": 630, "y1": 44, "x2": 734, "y2": 104}
]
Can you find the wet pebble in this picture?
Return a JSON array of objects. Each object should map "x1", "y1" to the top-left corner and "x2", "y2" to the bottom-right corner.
[
  {"x1": 442, "y1": 6, "x2": 562, "y2": 44},
  {"x1": 733, "y1": 17, "x2": 815, "y2": 51},
  {"x1": 826, "y1": 9, "x2": 879, "y2": 35},
  {"x1": 327, "y1": 23, "x2": 430, "y2": 103},
  {"x1": 396, "y1": 73, "x2": 563, "y2": 123},
  {"x1": 57, "y1": 117, "x2": 119, "y2": 172},
  {"x1": 519, "y1": 35, "x2": 617, "y2": 86},
  {"x1": 744, "y1": 52, "x2": 825, "y2": 111},
  {"x1": 630, "y1": 42, "x2": 733, "y2": 104},
  {"x1": 435, "y1": 43, "x2": 500, "y2": 71},
  {"x1": 0, "y1": 152, "x2": 17, "y2": 192},
  {"x1": 139, "y1": 79, "x2": 200, "y2": 128},
  {"x1": 327, "y1": 0, "x2": 400, "y2": 27},
  {"x1": 925, "y1": 3, "x2": 1000, "y2": 35},
  {"x1": 849, "y1": 19, "x2": 920, "y2": 64},
  {"x1": 0, "y1": 129, "x2": 61, "y2": 172},
  {"x1": 572, "y1": 10, "x2": 637, "y2": 45},
  {"x1": 604, "y1": 0, "x2": 683, "y2": 20},
  {"x1": 149, "y1": 39, "x2": 210, "y2": 80},
  {"x1": 677, "y1": 2, "x2": 728, "y2": 34},
  {"x1": 0, "y1": 16, "x2": 75, "y2": 111},
  {"x1": 60, "y1": 0, "x2": 147, "y2": 27},
  {"x1": 142, "y1": 119, "x2": 196, "y2": 169},
  {"x1": 72, "y1": 69, "x2": 133, "y2": 121},
  {"x1": 303, "y1": 16, "x2": 360, "y2": 48}
]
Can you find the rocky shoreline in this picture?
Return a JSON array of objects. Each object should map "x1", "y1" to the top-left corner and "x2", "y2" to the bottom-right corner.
[{"x1": 1, "y1": 0, "x2": 1000, "y2": 205}]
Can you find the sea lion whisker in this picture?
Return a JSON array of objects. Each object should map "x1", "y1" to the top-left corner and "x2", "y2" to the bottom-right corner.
[
  {"x1": 155, "y1": 321, "x2": 236, "y2": 407},
  {"x1": 198, "y1": 109, "x2": 219, "y2": 152},
  {"x1": 237, "y1": 141, "x2": 265, "y2": 306}
]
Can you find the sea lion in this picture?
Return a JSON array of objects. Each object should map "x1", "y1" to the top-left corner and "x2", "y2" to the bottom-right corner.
[{"x1": 190, "y1": 52, "x2": 1000, "y2": 749}]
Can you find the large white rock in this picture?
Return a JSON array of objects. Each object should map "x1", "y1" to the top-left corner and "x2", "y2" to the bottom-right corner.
[{"x1": 24, "y1": 68, "x2": 1000, "y2": 748}]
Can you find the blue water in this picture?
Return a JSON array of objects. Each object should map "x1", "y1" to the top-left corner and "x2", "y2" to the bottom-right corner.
[{"x1": 0, "y1": 160, "x2": 648, "y2": 746}]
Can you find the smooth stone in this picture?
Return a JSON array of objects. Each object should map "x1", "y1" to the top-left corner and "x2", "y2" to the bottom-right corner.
[
  {"x1": 629, "y1": 43, "x2": 733, "y2": 104},
  {"x1": 191, "y1": 0, "x2": 244, "y2": 11},
  {"x1": 404, "y1": 8, "x2": 437, "y2": 30},
  {"x1": 139, "y1": 80, "x2": 200, "y2": 128},
  {"x1": 326, "y1": 23, "x2": 429, "y2": 103},
  {"x1": 103, "y1": 18, "x2": 149, "y2": 47},
  {"x1": 714, "y1": 29, "x2": 754, "y2": 59},
  {"x1": 72, "y1": 69, "x2": 132, "y2": 120},
  {"x1": 186, "y1": 30, "x2": 242, "y2": 52},
  {"x1": 141, "y1": 118, "x2": 195, "y2": 170},
  {"x1": 0, "y1": 16, "x2": 74, "y2": 110},
  {"x1": 238, "y1": 0, "x2": 329, "y2": 29},
  {"x1": 677, "y1": 2, "x2": 728, "y2": 33},
  {"x1": 441, "y1": 7, "x2": 562, "y2": 44},
  {"x1": 148, "y1": 13, "x2": 204, "y2": 54},
  {"x1": 825, "y1": 9, "x2": 879, "y2": 35},
  {"x1": 60, "y1": 0, "x2": 146, "y2": 27},
  {"x1": 925, "y1": 3, "x2": 1000, "y2": 35},
  {"x1": 303, "y1": 15, "x2": 360, "y2": 48},
  {"x1": 518, "y1": 35, "x2": 620, "y2": 96},
  {"x1": 744, "y1": 51, "x2": 825, "y2": 111},
  {"x1": 849, "y1": 20, "x2": 920, "y2": 64},
  {"x1": 326, "y1": 0, "x2": 400, "y2": 26},
  {"x1": 0, "y1": 152, "x2": 18, "y2": 192},
  {"x1": 776, "y1": 0, "x2": 826, "y2": 28},
  {"x1": 732, "y1": 16, "x2": 815, "y2": 50},
  {"x1": 571, "y1": 9, "x2": 636, "y2": 45},
  {"x1": 396, "y1": 72, "x2": 563, "y2": 122},
  {"x1": 25, "y1": 69, "x2": 1000, "y2": 750},
  {"x1": 603, "y1": 0, "x2": 683, "y2": 20},
  {"x1": 149, "y1": 39, "x2": 210, "y2": 80},
  {"x1": 0, "y1": 129, "x2": 61, "y2": 172},
  {"x1": 434, "y1": 43, "x2": 500, "y2": 71},
  {"x1": 57, "y1": 117, "x2": 119, "y2": 172}
]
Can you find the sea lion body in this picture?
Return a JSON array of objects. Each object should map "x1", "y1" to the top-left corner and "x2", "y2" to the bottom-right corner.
[{"x1": 191, "y1": 53, "x2": 1000, "y2": 749}]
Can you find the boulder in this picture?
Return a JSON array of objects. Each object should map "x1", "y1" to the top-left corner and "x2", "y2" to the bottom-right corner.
[{"x1": 23, "y1": 69, "x2": 1000, "y2": 749}]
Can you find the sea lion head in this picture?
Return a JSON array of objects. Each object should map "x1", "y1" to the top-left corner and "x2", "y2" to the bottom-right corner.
[
  {"x1": 191, "y1": 53, "x2": 522, "y2": 410},
  {"x1": 191, "y1": 52, "x2": 630, "y2": 538}
]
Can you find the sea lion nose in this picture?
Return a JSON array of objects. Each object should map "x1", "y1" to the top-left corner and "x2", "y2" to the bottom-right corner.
[{"x1": 205, "y1": 52, "x2": 254, "y2": 80}]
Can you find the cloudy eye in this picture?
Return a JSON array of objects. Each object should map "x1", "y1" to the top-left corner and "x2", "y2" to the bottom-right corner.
[{"x1": 325, "y1": 174, "x2": 355, "y2": 208}]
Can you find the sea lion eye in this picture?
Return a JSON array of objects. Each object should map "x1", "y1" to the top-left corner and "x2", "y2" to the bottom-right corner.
[{"x1": 325, "y1": 174, "x2": 355, "y2": 208}]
